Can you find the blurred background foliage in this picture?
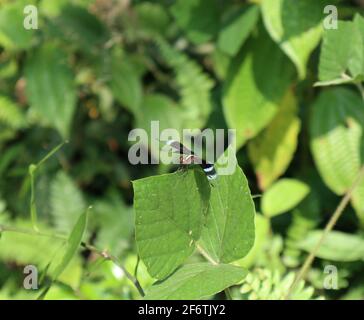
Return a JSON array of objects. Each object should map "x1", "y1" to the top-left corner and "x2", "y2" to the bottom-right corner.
[{"x1": 0, "y1": 0, "x2": 364, "y2": 300}]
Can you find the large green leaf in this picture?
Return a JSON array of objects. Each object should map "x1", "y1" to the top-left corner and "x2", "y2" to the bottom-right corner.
[
  {"x1": 217, "y1": 5, "x2": 259, "y2": 56},
  {"x1": 144, "y1": 263, "x2": 247, "y2": 300},
  {"x1": 133, "y1": 169, "x2": 210, "y2": 279},
  {"x1": 317, "y1": 15, "x2": 364, "y2": 86},
  {"x1": 50, "y1": 171, "x2": 86, "y2": 234},
  {"x1": 223, "y1": 26, "x2": 294, "y2": 148},
  {"x1": 262, "y1": 179, "x2": 310, "y2": 217},
  {"x1": 199, "y1": 150, "x2": 255, "y2": 263},
  {"x1": 248, "y1": 90, "x2": 301, "y2": 190},
  {"x1": 171, "y1": 0, "x2": 220, "y2": 44},
  {"x1": 262, "y1": 0, "x2": 325, "y2": 79},
  {"x1": 25, "y1": 43, "x2": 76, "y2": 138},
  {"x1": 298, "y1": 230, "x2": 364, "y2": 262},
  {"x1": 310, "y1": 88, "x2": 364, "y2": 222}
]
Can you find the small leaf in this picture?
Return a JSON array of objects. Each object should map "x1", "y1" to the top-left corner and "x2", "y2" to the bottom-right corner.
[
  {"x1": 133, "y1": 169, "x2": 210, "y2": 279},
  {"x1": 25, "y1": 43, "x2": 76, "y2": 138},
  {"x1": 248, "y1": 90, "x2": 301, "y2": 190},
  {"x1": 262, "y1": 0, "x2": 325, "y2": 79},
  {"x1": 199, "y1": 148, "x2": 256, "y2": 263},
  {"x1": 144, "y1": 263, "x2": 247, "y2": 300},
  {"x1": 217, "y1": 5, "x2": 259, "y2": 56},
  {"x1": 298, "y1": 230, "x2": 364, "y2": 261},
  {"x1": 262, "y1": 179, "x2": 310, "y2": 217},
  {"x1": 51, "y1": 207, "x2": 89, "y2": 280}
]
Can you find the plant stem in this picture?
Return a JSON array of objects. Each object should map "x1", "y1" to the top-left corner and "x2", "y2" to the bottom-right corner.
[
  {"x1": 0, "y1": 224, "x2": 145, "y2": 297},
  {"x1": 285, "y1": 165, "x2": 364, "y2": 300}
]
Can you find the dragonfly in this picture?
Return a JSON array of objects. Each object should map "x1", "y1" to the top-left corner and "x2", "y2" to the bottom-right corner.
[{"x1": 166, "y1": 140, "x2": 217, "y2": 181}]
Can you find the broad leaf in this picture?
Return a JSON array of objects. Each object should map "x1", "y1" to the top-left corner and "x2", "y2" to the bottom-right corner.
[
  {"x1": 318, "y1": 15, "x2": 364, "y2": 85},
  {"x1": 144, "y1": 263, "x2": 247, "y2": 300},
  {"x1": 223, "y1": 26, "x2": 294, "y2": 148},
  {"x1": 0, "y1": 1, "x2": 36, "y2": 50},
  {"x1": 248, "y1": 90, "x2": 301, "y2": 190},
  {"x1": 262, "y1": 179, "x2": 310, "y2": 217},
  {"x1": 133, "y1": 169, "x2": 210, "y2": 279},
  {"x1": 298, "y1": 230, "x2": 364, "y2": 262},
  {"x1": 25, "y1": 43, "x2": 76, "y2": 138},
  {"x1": 218, "y1": 5, "x2": 259, "y2": 56},
  {"x1": 199, "y1": 149, "x2": 255, "y2": 263},
  {"x1": 310, "y1": 88, "x2": 364, "y2": 222},
  {"x1": 262, "y1": 0, "x2": 325, "y2": 79}
]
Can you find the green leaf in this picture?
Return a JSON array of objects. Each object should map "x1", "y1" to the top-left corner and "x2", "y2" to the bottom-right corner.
[
  {"x1": 310, "y1": 88, "x2": 364, "y2": 222},
  {"x1": 133, "y1": 169, "x2": 210, "y2": 279},
  {"x1": 262, "y1": 179, "x2": 310, "y2": 217},
  {"x1": 217, "y1": 5, "x2": 259, "y2": 56},
  {"x1": 0, "y1": 95, "x2": 26, "y2": 129},
  {"x1": 318, "y1": 15, "x2": 364, "y2": 85},
  {"x1": 248, "y1": 90, "x2": 301, "y2": 190},
  {"x1": 25, "y1": 43, "x2": 76, "y2": 138},
  {"x1": 199, "y1": 149, "x2": 255, "y2": 263},
  {"x1": 50, "y1": 4, "x2": 108, "y2": 53},
  {"x1": 50, "y1": 171, "x2": 86, "y2": 234},
  {"x1": 135, "y1": 3, "x2": 170, "y2": 36},
  {"x1": 223, "y1": 26, "x2": 294, "y2": 148},
  {"x1": 51, "y1": 207, "x2": 89, "y2": 280},
  {"x1": 110, "y1": 51, "x2": 143, "y2": 114},
  {"x1": 171, "y1": 0, "x2": 220, "y2": 44},
  {"x1": 262, "y1": 0, "x2": 325, "y2": 79},
  {"x1": 144, "y1": 263, "x2": 247, "y2": 300},
  {"x1": 298, "y1": 230, "x2": 364, "y2": 262},
  {"x1": 0, "y1": 1, "x2": 36, "y2": 50}
]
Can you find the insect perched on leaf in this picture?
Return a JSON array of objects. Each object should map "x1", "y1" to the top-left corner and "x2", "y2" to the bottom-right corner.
[{"x1": 166, "y1": 140, "x2": 217, "y2": 181}]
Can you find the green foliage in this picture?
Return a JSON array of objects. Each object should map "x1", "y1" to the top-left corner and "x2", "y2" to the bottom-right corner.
[
  {"x1": 1, "y1": 0, "x2": 364, "y2": 301},
  {"x1": 145, "y1": 263, "x2": 247, "y2": 300},
  {"x1": 262, "y1": 179, "x2": 310, "y2": 217}
]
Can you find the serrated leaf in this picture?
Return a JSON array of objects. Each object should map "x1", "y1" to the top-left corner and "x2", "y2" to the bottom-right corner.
[
  {"x1": 262, "y1": 0, "x2": 325, "y2": 79},
  {"x1": 248, "y1": 90, "x2": 301, "y2": 190},
  {"x1": 262, "y1": 179, "x2": 310, "y2": 217},
  {"x1": 298, "y1": 230, "x2": 364, "y2": 262},
  {"x1": 199, "y1": 149, "x2": 255, "y2": 263},
  {"x1": 318, "y1": 15, "x2": 364, "y2": 84},
  {"x1": 25, "y1": 43, "x2": 76, "y2": 138},
  {"x1": 133, "y1": 169, "x2": 210, "y2": 279},
  {"x1": 144, "y1": 263, "x2": 247, "y2": 300},
  {"x1": 50, "y1": 171, "x2": 86, "y2": 233},
  {"x1": 223, "y1": 26, "x2": 294, "y2": 148},
  {"x1": 217, "y1": 5, "x2": 259, "y2": 56},
  {"x1": 310, "y1": 88, "x2": 364, "y2": 222},
  {"x1": 171, "y1": 0, "x2": 220, "y2": 44}
]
